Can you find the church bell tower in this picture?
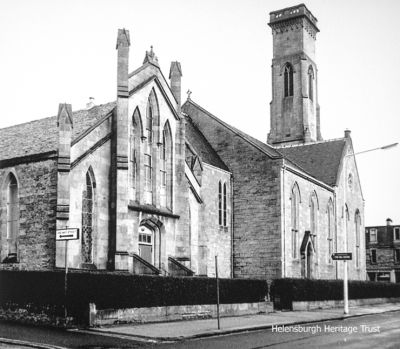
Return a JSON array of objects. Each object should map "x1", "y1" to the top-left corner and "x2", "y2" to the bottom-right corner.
[{"x1": 267, "y1": 4, "x2": 322, "y2": 146}]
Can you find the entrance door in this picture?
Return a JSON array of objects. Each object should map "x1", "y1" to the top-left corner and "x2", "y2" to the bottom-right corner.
[
  {"x1": 300, "y1": 231, "x2": 314, "y2": 279},
  {"x1": 138, "y1": 227, "x2": 153, "y2": 264}
]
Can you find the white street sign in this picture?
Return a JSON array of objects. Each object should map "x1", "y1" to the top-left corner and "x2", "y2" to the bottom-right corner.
[{"x1": 56, "y1": 228, "x2": 79, "y2": 241}]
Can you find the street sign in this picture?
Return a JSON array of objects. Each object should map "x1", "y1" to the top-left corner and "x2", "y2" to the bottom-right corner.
[
  {"x1": 332, "y1": 252, "x2": 352, "y2": 261},
  {"x1": 56, "y1": 228, "x2": 79, "y2": 241}
]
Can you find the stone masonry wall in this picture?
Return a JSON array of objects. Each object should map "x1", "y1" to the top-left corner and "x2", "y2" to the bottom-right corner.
[
  {"x1": 199, "y1": 163, "x2": 231, "y2": 278},
  {"x1": 183, "y1": 102, "x2": 282, "y2": 280},
  {"x1": 283, "y1": 168, "x2": 336, "y2": 279},
  {"x1": 0, "y1": 159, "x2": 58, "y2": 270}
]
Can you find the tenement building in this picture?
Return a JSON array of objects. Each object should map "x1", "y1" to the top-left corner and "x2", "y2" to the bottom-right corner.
[
  {"x1": 0, "y1": 4, "x2": 365, "y2": 281},
  {"x1": 365, "y1": 219, "x2": 400, "y2": 283}
]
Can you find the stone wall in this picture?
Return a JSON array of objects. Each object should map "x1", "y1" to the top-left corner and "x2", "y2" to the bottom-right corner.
[
  {"x1": 199, "y1": 163, "x2": 231, "y2": 278},
  {"x1": 282, "y1": 168, "x2": 336, "y2": 279},
  {"x1": 335, "y1": 140, "x2": 366, "y2": 281},
  {"x1": 183, "y1": 102, "x2": 282, "y2": 280},
  {"x1": 0, "y1": 159, "x2": 57, "y2": 269}
]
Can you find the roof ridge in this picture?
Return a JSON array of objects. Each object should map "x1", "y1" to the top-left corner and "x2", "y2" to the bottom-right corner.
[{"x1": 184, "y1": 99, "x2": 281, "y2": 159}]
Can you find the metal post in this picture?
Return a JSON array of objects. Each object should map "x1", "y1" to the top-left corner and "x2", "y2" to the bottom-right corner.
[
  {"x1": 215, "y1": 255, "x2": 220, "y2": 330},
  {"x1": 343, "y1": 260, "x2": 349, "y2": 314},
  {"x1": 64, "y1": 240, "x2": 68, "y2": 321}
]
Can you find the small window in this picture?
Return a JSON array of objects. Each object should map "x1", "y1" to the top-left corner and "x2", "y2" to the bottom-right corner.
[
  {"x1": 370, "y1": 228, "x2": 377, "y2": 243},
  {"x1": 308, "y1": 66, "x2": 314, "y2": 102},
  {"x1": 284, "y1": 64, "x2": 294, "y2": 97},
  {"x1": 371, "y1": 249, "x2": 377, "y2": 264},
  {"x1": 395, "y1": 249, "x2": 400, "y2": 263},
  {"x1": 394, "y1": 227, "x2": 400, "y2": 242}
]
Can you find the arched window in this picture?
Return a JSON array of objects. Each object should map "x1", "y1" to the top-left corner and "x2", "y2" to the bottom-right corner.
[
  {"x1": 131, "y1": 108, "x2": 142, "y2": 200},
  {"x1": 291, "y1": 183, "x2": 300, "y2": 259},
  {"x1": 308, "y1": 66, "x2": 314, "y2": 101},
  {"x1": 310, "y1": 192, "x2": 318, "y2": 251},
  {"x1": 82, "y1": 169, "x2": 95, "y2": 264},
  {"x1": 355, "y1": 210, "x2": 361, "y2": 268},
  {"x1": 6, "y1": 173, "x2": 19, "y2": 258},
  {"x1": 223, "y1": 183, "x2": 227, "y2": 227},
  {"x1": 284, "y1": 63, "x2": 294, "y2": 97},
  {"x1": 327, "y1": 199, "x2": 334, "y2": 263},
  {"x1": 218, "y1": 181, "x2": 222, "y2": 226},
  {"x1": 161, "y1": 122, "x2": 173, "y2": 209}
]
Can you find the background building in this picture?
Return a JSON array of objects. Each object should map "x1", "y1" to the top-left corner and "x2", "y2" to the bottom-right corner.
[{"x1": 365, "y1": 219, "x2": 400, "y2": 282}]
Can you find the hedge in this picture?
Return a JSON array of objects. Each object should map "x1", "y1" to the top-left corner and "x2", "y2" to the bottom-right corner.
[
  {"x1": 0, "y1": 270, "x2": 268, "y2": 321},
  {"x1": 270, "y1": 278, "x2": 400, "y2": 310}
]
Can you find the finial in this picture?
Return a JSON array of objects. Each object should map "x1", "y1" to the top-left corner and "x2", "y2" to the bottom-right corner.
[
  {"x1": 187, "y1": 89, "x2": 192, "y2": 100},
  {"x1": 143, "y1": 45, "x2": 159, "y2": 66}
]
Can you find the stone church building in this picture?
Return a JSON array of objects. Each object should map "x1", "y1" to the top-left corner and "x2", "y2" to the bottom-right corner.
[{"x1": 0, "y1": 4, "x2": 365, "y2": 281}]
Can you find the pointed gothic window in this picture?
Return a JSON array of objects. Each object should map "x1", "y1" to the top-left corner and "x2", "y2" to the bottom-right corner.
[
  {"x1": 310, "y1": 192, "x2": 318, "y2": 251},
  {"x1": 327, "y1": 199, "x2": 334, "y2": 263},
  {"x1": 308, "y1": 66, "x2": 314, "y2": 101},
  {"x1": 82, "y1": 170, "x2": 95, "y2": 264},
  {"x1": 161, "y1": 122, "x2": 173, "y2": 210},
  {"x1": 6, "y1": 173, "x2": 19, "y2": 258},
  {"x1": 284, "y1": 63, "x2": 294, "y2": 97},
  {"x1": 223, "y1": 183, "x2": 227, "y2": 227},
  {"x1": 146, "y1": 103, "x2": 153, "y2": 144},
  {"x1": 131, "y1": 108, "x2": 142, "y2": 200},
  {"x1": 218, "y1": 181, "x2": 222, "y2": 226},
  {"x1": 291, "y1": 184, "x2": 300, "y2": 259},
  {"x1": 355, "y1": 210, "x2": 361, "y2": 268}
]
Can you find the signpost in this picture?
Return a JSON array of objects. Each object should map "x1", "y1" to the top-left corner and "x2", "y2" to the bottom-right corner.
[
  {"x1": 56, "y1": 228, "x2": 79, "y2": 321},
  {"x1": 215, "y1": 255, "x2": 220, "y2": 330},
  {"x1": 332, "y1": 252, "x2": 352, "y2": 314}
]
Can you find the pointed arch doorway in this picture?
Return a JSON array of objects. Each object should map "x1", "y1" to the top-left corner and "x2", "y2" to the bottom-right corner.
[{"x1": 300, "y1": 231, "x2": 315, "y2": 279}]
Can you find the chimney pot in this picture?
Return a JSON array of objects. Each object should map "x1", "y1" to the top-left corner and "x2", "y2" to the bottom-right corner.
[
  {"x1": 387, "y1": 218, "x2": 393, "y2": 226},
  {"x1": 344, "y1": 129, "x2": 351, "y2": 138}
]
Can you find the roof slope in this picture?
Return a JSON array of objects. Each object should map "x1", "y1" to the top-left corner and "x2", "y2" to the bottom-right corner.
[
  {"x1": 183, "y1": 99, "x2": 346, "y2": 187},
  {"x1": 0, "y1": 102, "x2": 116, "y2": 161},
  {"x1": 183, "y1": 99, "x2": 281, "y2": 159},
  {"x1": 277, "y1": 139, "x2": 347, "y2": 186},
  {"x1": 185, "y1": 116, "x2": 229, "y2": 171}
]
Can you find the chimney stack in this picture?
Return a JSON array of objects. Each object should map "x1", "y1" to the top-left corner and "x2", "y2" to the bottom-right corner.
[
  {"x1": 169, "y1": 61, "x2": 182, "y2": 113},
  {"x1": 344, "y1": 129, "x2": 351, "y2": 138},
  {"x1": 387, "y1": 218, "x2": 393, "y2": 226},
  {"x1": 116, "y1": 28, "x2": 130, "y2": 98}
]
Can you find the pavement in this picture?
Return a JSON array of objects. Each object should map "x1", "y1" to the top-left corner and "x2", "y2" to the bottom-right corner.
[
  {"x1": 1, "y1": 302, "x2": 400, "y2": 348},
  {"x1": 84, "y1": 302, "x2": 400, "y2": 341}
]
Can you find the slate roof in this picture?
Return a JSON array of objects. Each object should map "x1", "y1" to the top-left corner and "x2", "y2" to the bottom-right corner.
[
  {"x1": 277, "y1": 139, "x2": 347, "y2": 186},
  {"x1": 185, "y1": 116, "x2": 229, "y2": 171},
  {"x1": 183, "y1": 99, "x2": 347, "y2": 187},
  {"x1": 183, "y1": 99, "x2": 281, "y2": 159},
  {"x1": 0, "y1": 102, "x2": 116, "y2": 161}
]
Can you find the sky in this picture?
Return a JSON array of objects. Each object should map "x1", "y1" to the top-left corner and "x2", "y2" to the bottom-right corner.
[{"x1": 0, "y1": 0, "x2": 399, "y2": 226}]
